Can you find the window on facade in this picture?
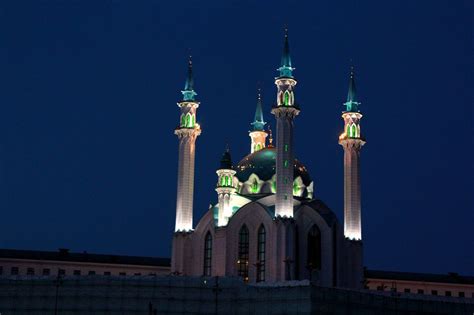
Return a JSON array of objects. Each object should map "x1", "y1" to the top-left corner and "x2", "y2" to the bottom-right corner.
[
  {"x1": 349, "y1": 124, "x2": 357, "y2": 138},
  {"x1": 203, "y1": 231, "x2": 212, "y2": 276},
  {"x1": 134, "y1": 273, "x2": 141, "y2": 276},
  {"x1": 181, "y1": 114, "x2": 185, "y2": 127},
  {"x1": 404, "y1": 288, "x2": 410, "y2": 293},
  {"x1": 27, "y1": 268, "x2": 34, "y2": 275},
  {"x1": 0, "y1": 266, "x2": 3, "y2": 275},
  {"x1": 458, "y1": 292, "x2": 464, "y2": 298},
  {"x1": 284, "y1": 90, "x2": 290, "y2": 106},
  {"x1": 376, "y1": 286, "x2": 384, "y2": 291},
  {"x1": 11, "y1": 267, "x2": 19, "y2": 275},
  {"x1": 42, "y1": 268, "x2": 50, "y2": 276},
  {"x1": 88, "y1": 271, "x2": 96, "y2": 275},
  {"x1": 417, "y1": 289, "x2": 424, "y2": 294},
  {"x1": 256, "y1": 143, "x2": 262, "y2": 151},
  {"x1": 284, "y1": 144, "x2": 289, "y2": 152},
  {"x1": 119, "y1": 272, "x2": 126, "y2": 276},
  {"x1": 307, "y1": 225, "x2": 322, "y2": 271},
  {"x1": 284, "y1": 160, "x2": 289, "y2": 168},
  {"x1": 431, "y1": 290, "x2": 438, "y2": 296},
  {"x1": 104, "y1": 271, "x2": 111, "y2": 276},
  {"x1": 238, "y1": 225, "x2": 249, "y2": 282},
  {"x1": 73, "y1": 270, "x2": 81, "y2": 276},
  {"x1": 251, "y1": 178, "x2": 259, "y2": 193},
  {"x1": 58, "y1": 269, "x2": 66, "y2": 276},
  {"x1": 256, "y1": 225, "x2": 266, "y2": 282},
  {"x1": 445, "y1": 291, "x2": 451, "y2": 297}
]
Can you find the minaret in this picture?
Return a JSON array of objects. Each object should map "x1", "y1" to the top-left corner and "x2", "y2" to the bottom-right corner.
[
  {"x1": 174, "y1": 56, "x2": 201, "y2": 232},
  {"x1": 215, "y1": 147, "x2": 236, "y2": 227},
  {"x1": 271, "y1": 29, "x2": 300, "y2": 218},
  {"x1": 339, "y1": 66, "x2": 365, "y2": 240},
  {"x1": 249, "y1": 89, "x2": 268, "y2": 153}
]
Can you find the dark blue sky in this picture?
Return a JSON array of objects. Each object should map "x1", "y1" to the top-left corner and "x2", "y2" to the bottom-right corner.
[{"x1": 0, "y1": 1, "x2": 472, "y2": 275}]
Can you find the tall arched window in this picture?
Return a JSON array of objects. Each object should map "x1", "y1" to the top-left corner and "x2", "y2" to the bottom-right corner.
[
  {"x1": 284, "y1": 90, "x2": 290, "y2": 106},
  {"x1": 257, "y1": 225, "x2": 266, "y2": 282},
  {"x1": 203, "y1": 232, "x2": 212, "y2": 276},
  {"x1": 307, "y1": 225, "x2": 321, "y2": 271},
  {"x1": 181, "y1": 114, "x2": 186, "y2": 127},
  {"x1": 238, "y1": 225, "x2": 249, "y2": 281},
  {"x1": 350, "y1": 124, "x2": 357, "y2": 138}
]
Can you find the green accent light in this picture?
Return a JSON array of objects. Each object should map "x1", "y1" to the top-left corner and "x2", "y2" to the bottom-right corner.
[
  {"x1": 284, "y1": 144, "x2": 289, "y2": 152},
  {"x1": 284, "y1": 160, "x2": 289, "y2": 168},
  {"x1": 251, "y1": 178, "x2": 259, "y2": 193}
]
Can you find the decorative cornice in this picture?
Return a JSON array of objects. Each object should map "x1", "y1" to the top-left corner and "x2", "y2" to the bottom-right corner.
[
  {"x1": 174, "y1": 127, "x2": 201, "y2": 139},
  {"x1": 177, "y1": 101, "x2": 200, "y2": 109},
  {"x1": 339, "y1": 138, "x2": 365, "y2": 150},
  {"x1": 271, "y1": 106, "x2": 300, "y2": 118}
]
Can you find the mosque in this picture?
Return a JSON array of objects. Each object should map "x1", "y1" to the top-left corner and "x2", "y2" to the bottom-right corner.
[{"x1": 171, "y1": 31, "x2": 365, "y2": 288}]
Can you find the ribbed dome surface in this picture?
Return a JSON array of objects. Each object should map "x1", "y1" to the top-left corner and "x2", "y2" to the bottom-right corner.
[{"x1": 235, "y1": 147, "x2": 312, "y2": 186}]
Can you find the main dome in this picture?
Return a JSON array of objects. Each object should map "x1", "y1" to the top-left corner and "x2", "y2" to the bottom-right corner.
[{"x1": 235, "y1": 147, "x2": 312, "y2": 188}]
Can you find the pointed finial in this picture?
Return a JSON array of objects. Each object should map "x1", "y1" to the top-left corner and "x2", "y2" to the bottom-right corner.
[
  {"x1": 251, "y1": 84, "x2": 266, "y2": 131},
  {"x1": 344, "y1": 64, "x2": 360, "y2": 112},
  {"x1": 181, "y1": 52, "x2": 197, "y2": 101},
  {"x1": 219, "y1": 144, "x2": 233, "y2": 169},
  {"x1": 267, "y1": 125, "x2": 274, "y2": 147},
  {"x1": 278, "y1": 26, "x2": 294, "y2": 78}
]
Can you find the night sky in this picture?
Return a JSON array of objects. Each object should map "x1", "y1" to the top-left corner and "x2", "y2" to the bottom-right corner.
[{"x1": 0, "y1": 1, "x2": 472, "y2": 275}]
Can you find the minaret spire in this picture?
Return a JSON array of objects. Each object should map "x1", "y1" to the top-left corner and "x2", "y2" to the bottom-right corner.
[
  {"x1": 182, "y1": 55, "x2": 197, "y2": 101},
  {"x1": 339, "y1": 66, "x2": 365, "y2": 241},
  {"x1": 248, "y1": 87, "x2": 268, "y2": 153},
  {"x1": 173, "y1": 56, "x2": 201, "y2": 232},
  {"x1": 216, "y1": 146, "x2": 236, "y2": 227},
  {"x1": 278, "y1": 27, "x2": 294, "y2": 78},
  {"x1": 344, "y1": 66, "x2": 360, "y2": 112},
  {"x1": 271, "y1": 28, "x2": 300, "y2": 218}
]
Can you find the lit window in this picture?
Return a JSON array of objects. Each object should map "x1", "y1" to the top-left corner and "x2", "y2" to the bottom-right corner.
[
  {"x1": 284, "y1": 160, "x2": 289, "y2": 168},
  {"x1": 238, "y1": 225, "x2": 249, "y2": 281},
  {"x1": 203, "y1": 232, "x2": 212, "y2": 276},
  {"x1": 284, "y1": 144, "x2": 289, "y2": 152},
  {"x1": 284, "y1": 90, "x2": 290, "y2": 106}
]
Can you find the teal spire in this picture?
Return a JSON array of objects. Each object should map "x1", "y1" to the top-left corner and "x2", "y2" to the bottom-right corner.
[
  {"x1": 251, "y1": 88, "x2": 266, "y2": 131},
  {"x1": 181, "y1": 55, "x2": 197, "y2": 101},
  {"x1": 344, "y1": 66, "x2": 360, "y2": 112},
  {"x1": 278, "y1": 28, "x2": 294, "y2": 78},
  {"x1": 219, "y1": 146, "x2": 233, "y2": 169}
]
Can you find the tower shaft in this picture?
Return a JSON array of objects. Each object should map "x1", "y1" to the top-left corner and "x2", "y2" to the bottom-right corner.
[
  {"x1": 340, "y1": 138, "x2": 364, "y2": 240},
  {"x1": 175, "y1": 126, "x2": 200, "y2": 231}
]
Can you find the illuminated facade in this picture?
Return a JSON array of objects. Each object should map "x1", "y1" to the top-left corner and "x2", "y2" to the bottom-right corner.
[{"x1": 171, "y1": 32, "x2": 364, "y2": 287}]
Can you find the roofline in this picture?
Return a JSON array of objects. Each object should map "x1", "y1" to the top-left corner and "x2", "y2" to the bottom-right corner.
[{"x1": 365, "y1": 269, "x2": 474, "y2": 285}]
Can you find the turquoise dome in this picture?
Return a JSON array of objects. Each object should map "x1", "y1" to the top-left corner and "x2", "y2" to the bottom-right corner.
[{"x1": 235, "y1": 147, "x2": 312, "y2": 186}]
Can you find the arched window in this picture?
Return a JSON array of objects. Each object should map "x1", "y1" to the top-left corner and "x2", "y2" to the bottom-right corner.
[
  {"x1": 203, "y1": 232, "x2": 212, "y2": 276},
  {"x1": 220, "y1": 176, "x2": 225, "y2": 187},
  {"x1": 251, "y1": 178, "x2": 259, "y2": 193},
  {"x1": 284, "y1": 90, "x2": 290, "y2": 106},
  {"x1": 350, "y1": 124, "x2": 357, "y2": 138},
  {"x1": 256, "y1": 225, "x2": 266, "y2": 282},
  {"x1": 255, "y1": 143, "x2": 261, "y2": 151},
  {"x1": 191, "y1": 114, "x2": 195, "y2": 127},
  {"x1": 181, "y1": 114, "x2": 186, "y2": 127},
  {"x1": 307, "y1": 225, "x2": 321, "y2": 271},
  {"x1": 225, "y1": 176, "x2": 231, "y2": 186},
  {"x1": 238, "y1": 225, "x2": 249, "y2": 281},
  {"x1": 278, "y1": 91, "x2": 283, "y2": 105}
]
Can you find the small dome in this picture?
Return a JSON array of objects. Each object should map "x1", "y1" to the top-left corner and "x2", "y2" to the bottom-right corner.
[{"x1": 235, "y1": 147, "x2": 312, "y2": 187}]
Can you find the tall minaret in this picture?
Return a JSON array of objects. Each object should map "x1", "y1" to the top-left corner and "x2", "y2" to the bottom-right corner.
[
  {"x1": 339, "y1": 66, "x2": 365, "y2": 240},
  {"x1": 174, "y1": 56, "x2": 201, "y2": 232},
  {"x1": 271, "y1": 29, "x2": 300, "y2": 218},
  {"x1": 249, "y1": 89, "x2": 267, "y2": 153},
  {"x1": 216, "y1": 147, "x2": 236, "y2": 227}
]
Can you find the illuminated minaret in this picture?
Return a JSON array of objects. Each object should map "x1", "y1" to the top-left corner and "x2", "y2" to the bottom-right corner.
[
  {"x1": 174, "y1": 56, "x2": 201, "y2": 232},
  {"x1": 339, "y1": 66, "x2": 365, "y2": 240},
  {"x1": 249, "y1": 89, "x2": 267, "y2": 153},
  {"x1": 216, "y1": 147, "x2": 236, "y2": 227},
  {"x1": 271, "y1": 29, "x2": 300, "y2": 218}
]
